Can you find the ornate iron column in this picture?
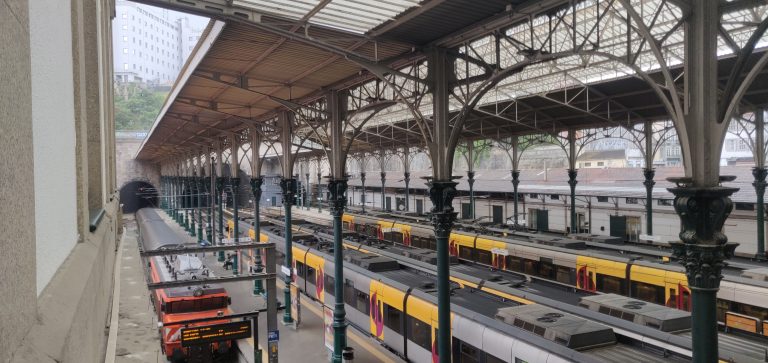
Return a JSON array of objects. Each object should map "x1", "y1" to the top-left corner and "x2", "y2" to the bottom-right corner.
[
  {"x1": 317, "y1": 172, "x2": 323, "y2": 213},
  {"x1": 380, "y1": 172, "x2": 386, "y2": 211},
  {"x1": 251, "y1": 176, "x2": 265, "y2": 295},
  {"x1": 328, "y1": 178, "x2": 349, "y2": 363},
  {"x1": 305, "y1": 172, "x2": 310, "y2": 210},
  {"x1": 643, "y1": 168, "x2": 656, "y2": 236},
  {"x1": 206, "y1": 174, "x2": 212, "y2": 243},
  {"x1": 184, "y1": 177, "x2": 191, "y2": 233},
  {"x1": 360, "y1": 172, "x2": 366, "y2": 213},
  {"x1": 567, "y1": 169, "x2": 578, "y2": 233},
  {"x1": 428, "y1": 179, "x2": 457, "y2": 363},
  {"x1": 196, "y1": 176, "x2": 203, "y2": 242},
  {"x1": 404, "y1": 172, "x2": 411, "y2": 212},
  {"x1": 668, "y1": 177, "x2": 738, "y2": 363},
  {"x1": 754, "y1": 167, "x2": 767, "y2": 259},
  {"x1": 217, "y1": 176, "x2": 225, "y2": 262},
  {"x1": 231, "y1": 176, "x2": 240, "y2": 275},
  {"x1": 280, "y1": 177, "x2": 296, "y2": 324},
  {"x1": 511, "y1": 170, "x2": 520, "y2": 227},
  {"x1": 467, "y1": 170, "x2": 475, "y2": 220}
]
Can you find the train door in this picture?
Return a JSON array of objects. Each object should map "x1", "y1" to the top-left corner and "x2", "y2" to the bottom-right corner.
[
  {"x1": 609, "y1": 215, "x2": 627, "y2": 241},
  {"x1": 491, "y1": 205, "x2": 504, "y2": 224},
  {"x1": 626, "y1": 216, "x2": 641, "y2": 242},
  {"x1": 576, "y1": 257, "x2": 597, "y2": 292},
  {"x1": 416, "y1": 199, "x2": 424, "y2": 215},
  {"x1": 666, "y1": 282, "x2": 691, "y2": 311}
]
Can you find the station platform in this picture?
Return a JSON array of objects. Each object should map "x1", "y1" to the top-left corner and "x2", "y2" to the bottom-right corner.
[{"x1": 107, "y1": 213, "x2": 404, "y2": 363}]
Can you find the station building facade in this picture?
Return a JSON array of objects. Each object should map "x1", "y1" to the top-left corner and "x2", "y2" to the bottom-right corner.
[{"x1": 0, "y1": 0, "x2": 119, "y2": 362}]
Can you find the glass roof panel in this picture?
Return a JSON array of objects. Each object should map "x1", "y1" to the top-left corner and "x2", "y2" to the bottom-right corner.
[{"x1": 233, "y1": 0, "x2": 421, "y2": 35}]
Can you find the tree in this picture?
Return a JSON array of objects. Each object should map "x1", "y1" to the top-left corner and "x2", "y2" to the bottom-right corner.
[{"x1": 114, "y1": 85, "x2": 167, "y2": 130}]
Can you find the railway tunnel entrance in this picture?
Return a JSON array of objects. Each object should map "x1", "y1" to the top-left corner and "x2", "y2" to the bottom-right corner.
[{"x1": 120, "y1": 180, "x2": 158, "y2": 213}]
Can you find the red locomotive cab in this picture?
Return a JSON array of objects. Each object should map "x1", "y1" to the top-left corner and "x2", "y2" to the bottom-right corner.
[{"x1": 159, "y1": 291, "x2": 232, "y2": 361}]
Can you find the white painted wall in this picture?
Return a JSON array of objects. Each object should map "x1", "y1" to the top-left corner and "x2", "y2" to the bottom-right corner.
[{"x1": 30, "y1": 0, "x2": 78, "y2": 295}]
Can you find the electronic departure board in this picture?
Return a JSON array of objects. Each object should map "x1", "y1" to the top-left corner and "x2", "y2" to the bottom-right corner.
[{"x1": 180, "y1": 321, "x2": 252, "y2": 347}]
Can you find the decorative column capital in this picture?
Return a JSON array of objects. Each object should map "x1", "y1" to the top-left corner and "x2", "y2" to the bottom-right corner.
[
  {"x1": 428, "y1": 180, "x2": 458, "y2": 238},
  {"x1": 380, "y1": 172, "x2": 386, "y2": 181},
  {"x1": 229, "y1": 177, "x2": 240, "y2": 190},
  {"x1": 643, "y1": 168, "x2": 656, "y2": 188},
  {"x1": 511, "y1": 170, "x2": 520, "y2": 187},
  {"x1": 328, "y1": 178, "x2": 348, "y2": 217},
  {"x1": 567, "y1": 169, "x2": 578, "y2": 188},
  {"x1": 403, "y1": 172, "x2": 411, "y2": 183},
  {"x1": 360, "y1": 172, "x2": 366, "y2": 182},
  {"x1": 216, "y1": 177, "x2": 225, "y2": 192},
  {"x1": 667, "y1": 176, "x2": 739, "y2": 290},
  {"x1": 753, "y1": 167, "x2": 767, "y2": 191},
  {"x1": 280, "y1": 178, "x2": 297, "y2": 206},
  {"x1": 250, "y1": 176, "x2": 263, "y2": 200},
  {"x1": 467, "y1": 170, "x2": 475, "y2": 187}
]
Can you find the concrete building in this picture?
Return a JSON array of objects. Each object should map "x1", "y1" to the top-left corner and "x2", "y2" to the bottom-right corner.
[
  {"x1": 0, "y1": 0, "x2": 119, "y2": 362},
  {"x1": 112, "y1": 0, "x2": 203, "y2": 84}
]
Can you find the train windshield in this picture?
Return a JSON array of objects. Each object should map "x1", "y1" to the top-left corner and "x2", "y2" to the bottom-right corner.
[{"x1": 166, "y1": 297, "x2": 228, "y2": 314}]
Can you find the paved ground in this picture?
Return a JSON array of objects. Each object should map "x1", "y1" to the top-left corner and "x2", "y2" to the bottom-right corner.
[{"x1": 110, "y1": 211, "x2": 404, "y2": 363}]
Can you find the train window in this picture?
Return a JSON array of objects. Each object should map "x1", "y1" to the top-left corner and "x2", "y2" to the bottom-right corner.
[
  {"x1": 486, "y1": 355, "x2": 505, "y2": 363},
  {"x1": 325, "y1": 275, "x2": 335, "y2": 293},
  {"x1": 477, "y1": 250, "x2": 492, "y2": 265},
  {"x1": 538, "y1": 259, "x2": 555, "y2": 279},
  {"x1": 406, "y1": 316, "x2": 431, "y2": 351},
  {"x1": 306, "y1": 266, "x2": 316, "y2": 285},
  {"x1": 631, "y1": 281, "x2": 664, "y2": 305},
  {"x1": 344, "y1": 280, "x2": 356, "y2": 306},
  {"x1": 452, "y1": 337, "x2": 480, "y2": 363},
  {"x1": 523, "y1": 259, "x2": 538, "y2": 275},
  {"x1": 507, "y1": 256, "x2": 523, "y2": 272},
  {"x1": 716, "y1": 299, "x2": 731, "y2": 322},
  {"x1": 731, "y1": 301, "x2": 768, "y2": 321},
  {"x1": 166, "y1": 297, "x2": 227, "y2": 313},
  {"x1": 556, "y1": 266, "x2": 575, "y2": 285},
  {"x1": 456, "y1": 245, "x2": 469, "y2": 260},
  {"x1": 383, "y1": 304, "x2": 402, "y2": 334},
  {"x1": 596, "y1": 274, "x2": 625, "y2": 295},
  {"x1": 355, "y1": 290, "x2": 370, "y2": 314}
]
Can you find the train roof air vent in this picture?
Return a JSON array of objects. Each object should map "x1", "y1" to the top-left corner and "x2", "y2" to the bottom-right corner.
[
  {"x1": 580, "y1": 294, "x2": 691, "y2": 333},
  {"x1": 495, "y1": 305, "x2": 616, "y2": 350}
]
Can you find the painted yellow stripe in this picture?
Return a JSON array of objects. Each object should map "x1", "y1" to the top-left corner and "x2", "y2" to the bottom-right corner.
[{"x1": 245, "y1": 280, "x2": 399, "y2": 363}]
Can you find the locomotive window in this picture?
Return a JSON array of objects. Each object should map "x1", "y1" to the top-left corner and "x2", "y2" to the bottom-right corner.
[
  {"x1": 383, "y1": 304, "x2": 402, "y2": 334},
  {"x1": 538, "y1": 260, "x2": 555, "y2": 279},
  {"x1": 166, "y1": 297, "x2": 227, "y2": 313},
  {"x1": 731, "y1": 301, "x2": 768, "y2": 321},
  {"x1": 459, "y1": 246, "x2": 473, "y2": 260},
  {"x1": 406, "y1": 316, "x2": 431, "y2": 350},
  {"x1": 631, "y1": 281, "x2": 664, "y2": 305},
  {"x1": 325, "y1": 275, "x2": 335, "y2": 293},
  {"x1": 596, "y1": 274, "x2": 625, "y2": 295},
  {"x1": 295, "y1": 262, "x2": 305, "y2": 277}
]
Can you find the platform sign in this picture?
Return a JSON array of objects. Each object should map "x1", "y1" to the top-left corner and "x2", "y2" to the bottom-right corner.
[
  {"x1": 267, "y1": 330, "x2": 279, "y2": 343},
  {"x1": 290, "y1": 283, "x2": 301, "y2": 327},
  {"x1": 323, "y1": 306, "x2": 334, "y2": 351},
  {"x1": 180, "y1": 321, "x2": 251, "y2": 347}
]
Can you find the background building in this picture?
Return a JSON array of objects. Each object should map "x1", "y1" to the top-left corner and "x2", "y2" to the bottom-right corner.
[{"x1": 112, "y1": 0, "x2": 205, "y2": 85}]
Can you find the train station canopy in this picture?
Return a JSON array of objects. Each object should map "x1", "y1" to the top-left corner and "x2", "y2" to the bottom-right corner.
[{"x1": 136, "y1": 0, "x2": 768, "y2": 163}]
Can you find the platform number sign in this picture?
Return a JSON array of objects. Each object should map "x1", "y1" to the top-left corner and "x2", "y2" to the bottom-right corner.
[{"x1": 268, "y1": 330, "x2": 279, "y2": 343}]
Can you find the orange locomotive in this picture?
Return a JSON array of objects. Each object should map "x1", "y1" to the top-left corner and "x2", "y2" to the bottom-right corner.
[{"x1": 137, "y1": 208, "x2": 234, "y2": 362}]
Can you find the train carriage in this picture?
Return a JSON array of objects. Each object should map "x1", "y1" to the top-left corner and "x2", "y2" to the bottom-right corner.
[{"x1": 136, "y1": 208, "x2": 234, "y2": 362}]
